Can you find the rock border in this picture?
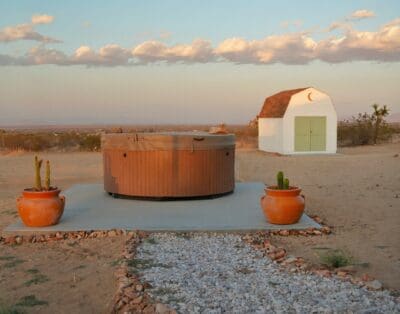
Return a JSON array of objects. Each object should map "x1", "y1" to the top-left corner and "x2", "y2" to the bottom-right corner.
[
  {"x1": 112, "y1": 232, "x2": 176, "y2": 314},
  {"x1": 241, "y1": 230, "x2": 388, "y2": 293},
  {"x1": 0, "y1": 215, "x2": 331, "y2": 246}
]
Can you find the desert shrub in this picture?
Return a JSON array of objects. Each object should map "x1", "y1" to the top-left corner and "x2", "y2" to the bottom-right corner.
[
  {"x1": 0, "y1": 133, "x2": 52, "y2": 151},
  {"x1": 338, "y1": 104, "x2": 393, "y2": 146},
  {"x1": 0, "y1": 131, "x2": 101, "y2": 152},
  {"x1": 320, "y1": 249, "x2": 352, "y2": 268},
  {"x1": 79, "y1": 134, "x2": 101, "y2": 151},
  {"x1": 0, "y1": 304, "x2": 24, "y2": 314}
]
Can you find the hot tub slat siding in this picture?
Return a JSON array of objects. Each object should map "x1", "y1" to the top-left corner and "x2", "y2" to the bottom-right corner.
[{"x1": 103, "y1": 148, "x2": 235, "y2": 198}]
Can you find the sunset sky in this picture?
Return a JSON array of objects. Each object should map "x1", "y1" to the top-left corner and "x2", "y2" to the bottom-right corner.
[{"x1": 1, "y1": 0, "x2": 400, "y2": 125}]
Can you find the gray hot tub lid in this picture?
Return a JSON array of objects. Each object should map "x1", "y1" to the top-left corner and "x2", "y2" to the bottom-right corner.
[{"x1": 101, "y1": 132, "x2": 235, "y2": 151}]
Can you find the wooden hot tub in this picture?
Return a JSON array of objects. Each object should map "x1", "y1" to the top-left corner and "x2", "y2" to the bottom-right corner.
[{"x1": 102, "y1": 132, "x2": 235, "y2": 198}]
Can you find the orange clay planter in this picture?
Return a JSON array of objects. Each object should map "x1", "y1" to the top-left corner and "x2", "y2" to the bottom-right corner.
[
  {"x1": 261, "y1": 186, "x2": 305, "y2": 225},
  {"x1": 17, "y1": 188, "x2": 65, "y2": 227}
]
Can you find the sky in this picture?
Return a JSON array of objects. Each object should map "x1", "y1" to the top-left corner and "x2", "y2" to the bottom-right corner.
[{"x1": 0, "y1": 0, "x2": 400, "y2": 125}]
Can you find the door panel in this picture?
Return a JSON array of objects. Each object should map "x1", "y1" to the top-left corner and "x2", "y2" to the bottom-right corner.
[
  {"x1": 294, "y1": 117, "x2": 311, "y2": 151},
  {"x1": 295, "y1": 116, "x2": 326, "y2": 152},
  {"x1": 310, "y1": 117, "x2": 326, "y2": 151}
]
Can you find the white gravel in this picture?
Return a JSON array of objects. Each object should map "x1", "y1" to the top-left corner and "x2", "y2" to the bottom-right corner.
[{"x1": 134, "y1": 233, "x2": 400, "y2": 314}]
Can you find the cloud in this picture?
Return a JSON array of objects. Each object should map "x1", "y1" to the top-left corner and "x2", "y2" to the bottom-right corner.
[
  {"x1": 0, "y1": 23, "x2": 61, "y2": 43},
  {"x1": 215, "y1": 34, "x2": 317, "y2": 64},
  {"x1": 73, "y1": 44, "x2": 132, "y2": 66},
  {"x1": 317, "y1": 18, "x2": 400, "y2": 63},
  {"x1": 0, "y1": 14, "x2": 60, "y2": 43},
  {"x1": 132, "y1": 39, "x2": 214, "y2": 63},
  {"x1": 1, "y1": 17, "x2": 400, "y2": 67},
  {"x1": 350, "y1": 9, "x2": 375, "y2": 20},
  {"x1": 31, "y1": 14, "x2": 54, "y2": 25}
]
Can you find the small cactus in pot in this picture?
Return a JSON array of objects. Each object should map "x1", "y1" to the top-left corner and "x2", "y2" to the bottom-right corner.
[
  {"x1": 17, "y1": 156, "x2": 65, "y2": 227},
  {"x1": 260, "y1": 171, "x2": 305, "y2": 225},
  {"x1": 275, "y1": 171, "x2": 291, "y2": 190}
]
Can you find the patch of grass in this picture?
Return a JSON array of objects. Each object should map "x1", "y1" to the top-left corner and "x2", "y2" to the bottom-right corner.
[
  {"x1": 2, "y1": 210, "x2": 15, "y2": 216},
  {"x1": 24, "y1": 274, "x2": 49, "y2": 287},
  {"x1": 72, "y1": 264, "x2": 86, "y2": 270},
  {"x1": 144, "y1": 238, "x2": 157, "y2": 245},
  {"x1": 268, "y1": 281, "x2": 280, "y2": 287},
  {"x1": 0, "y1": 256, "x2": 15, "y2": 261},
  {"x1": 319, "y1": 249, "x2": 352, "y2": 269},
  {"x1": 236, "y1": 267, "x2": 255, "y2": 275},
  {"x1": 4, "y1": 259, "x2": 24, "y2": 268},
  {"x1": 110, "y1": 259, "x2": 123, "y2": 267},
  {"x1": 0, "y1": 304, "x2": 25, "y2": 314},
  {"x1": 15, "y1": 295, "x2": 48, "y2": 307},
  {"x1": 127, "y1": 258, "x2": 154, "y2": 269},
  {"x1": 127, "y1": 258, "x2": 171, "y2": 270},
  {"x1": 25, "y1": 268, "x2": 39, "y2": 274},
  {"x1": 175, "y1": 232, "x2": 192, "y2": 240},
  {"x1": 152, "y1": 287, "x2": 176, "y2": 296}
]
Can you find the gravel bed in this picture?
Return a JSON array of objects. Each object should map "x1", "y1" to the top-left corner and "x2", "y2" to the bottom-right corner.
[{"x1": 135, "y1": 233, "x2": 400, "y2": 313}]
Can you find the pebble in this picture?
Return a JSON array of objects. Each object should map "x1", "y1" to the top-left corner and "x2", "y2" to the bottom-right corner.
[
  {"x1": 365, "y1": 280, "x2": 383, "y2": 290},
  {"x1": 134, "y1": 233, "x2": 399, "y2": 313}
]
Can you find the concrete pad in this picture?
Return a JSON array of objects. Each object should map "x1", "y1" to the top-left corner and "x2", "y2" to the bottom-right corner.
[{"x1": 5, "y1": 183, "x2": 320, "y2": 233}]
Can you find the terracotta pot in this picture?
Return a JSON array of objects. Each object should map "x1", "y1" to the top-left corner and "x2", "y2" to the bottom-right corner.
[
  {"x1": 261, "y1": 186, "x2": 305, "y2": 225},
  {"x1": 17, "y1": 189, "x2": 65, "y2": 227}
]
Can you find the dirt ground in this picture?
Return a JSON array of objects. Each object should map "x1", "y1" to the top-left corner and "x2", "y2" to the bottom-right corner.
[
  {"x1": 237, "y1": 143, "x2": 400, "y2": 290},
  {"x1": 0, "y1": 144, "x2": 399, "y2": 311}
]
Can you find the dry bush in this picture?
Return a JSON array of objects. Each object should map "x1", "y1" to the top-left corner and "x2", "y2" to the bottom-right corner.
[{"x1": 0, "y1": 131, "x2": 101, "y2": 152}]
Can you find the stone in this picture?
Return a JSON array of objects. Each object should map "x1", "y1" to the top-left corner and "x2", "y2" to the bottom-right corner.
[
  {"x1": 135, "y1": 284, "x2": 144, "y2": 292},
  {"x1": 123, "y1": 287, "x2": 137, "y2": 299},
  {"x1": 131, "y1": 295, "x2": 143, "y2": 304},
  {"x1": 365, "y1": 280, "x2": 382, "y2": 290},
  {"x1": 361, "y1": 274, "x2": 374, "y2": 282},
  {"x1": 143, "y1": 305, "x2": 156, "y2": 313},
  {"x1": 336, "y1": 271, "x2": 347, "y2": 277},
  {"x1": 315, "y1": 269, "x2": 331, "y2": 277},
  {"x1": 284, "y1": 257, "x2": 298, "y2": 264},
  {"x1": 155, "y1": 303, "x2": 172, "y2": 314},
  {"x1": 4, "y1": 236, "x2": 16, "y2": 245},
  {"x1": 15, "y1": 236, "x2": 23, "y2": 244},
  {"x1": 321, "y1": 226, "x2": 331, "y2": 234},
  {"x1": 279, "y1": 230, "x2": 290, "y2": 236},
  {"x1": 274, "y1": 248, "x2": 286, "y2": 260},
  {"x1": 108, "y1": 230, "x2": 117, "y2": 237}
]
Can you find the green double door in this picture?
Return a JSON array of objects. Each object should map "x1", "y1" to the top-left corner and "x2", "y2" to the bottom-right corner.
[{"x1": 294, "y1": 116, "x2": 326, "y2": 152}]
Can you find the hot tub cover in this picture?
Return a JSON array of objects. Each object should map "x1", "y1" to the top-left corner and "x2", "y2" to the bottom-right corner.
[{"x1": 101, "y1": 132, "x2": 235, "y2": 151}]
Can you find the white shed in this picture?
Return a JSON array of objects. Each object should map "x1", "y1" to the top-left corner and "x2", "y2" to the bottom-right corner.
[{"x1": 258, "y1": 87, "x2": 337, "y2": 154}]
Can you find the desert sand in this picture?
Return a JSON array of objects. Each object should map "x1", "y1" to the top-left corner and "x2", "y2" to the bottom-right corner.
[{"x1": 0, "y1": 143, "x2": 399, "y2": 311}]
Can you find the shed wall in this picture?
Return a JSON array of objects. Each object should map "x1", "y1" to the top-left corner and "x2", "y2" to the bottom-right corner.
[{"x1": 258, "y1": 118, "x2": 283, "y2": 153}]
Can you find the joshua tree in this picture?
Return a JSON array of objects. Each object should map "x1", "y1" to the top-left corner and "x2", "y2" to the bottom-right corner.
[{"x1": 372, "y1": 104, "x2": 390, "y2": 144}]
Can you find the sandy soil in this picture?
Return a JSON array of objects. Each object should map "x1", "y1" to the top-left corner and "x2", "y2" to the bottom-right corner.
[
  {"x1": 0, "y1": 153, "x2": 126, "y2": 313},
  {"x1": 237, "y1": 143, "x2": 400, "y2": 290},
  {"x1": 0, "y1": 144, "x2": 399, "y2": 311}
]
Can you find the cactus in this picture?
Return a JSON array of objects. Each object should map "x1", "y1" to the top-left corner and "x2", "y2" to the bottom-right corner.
[
  {"x1": 34, "y1": 156, "x2": 43, "y2": 191},
  {"x1": 283, "y1": 178, "x2": 290, "y2": 189},
  {"x1": 277, "y1": 171, "x2": 284, "y2": 189},
  {"x1": 45, "y1": 160, "x2": 51, "y2": 190}
]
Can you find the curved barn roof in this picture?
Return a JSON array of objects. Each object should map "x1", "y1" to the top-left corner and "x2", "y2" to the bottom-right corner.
[{"x1": 259, "y1": 87, "x2": 309, "y2": 118}]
